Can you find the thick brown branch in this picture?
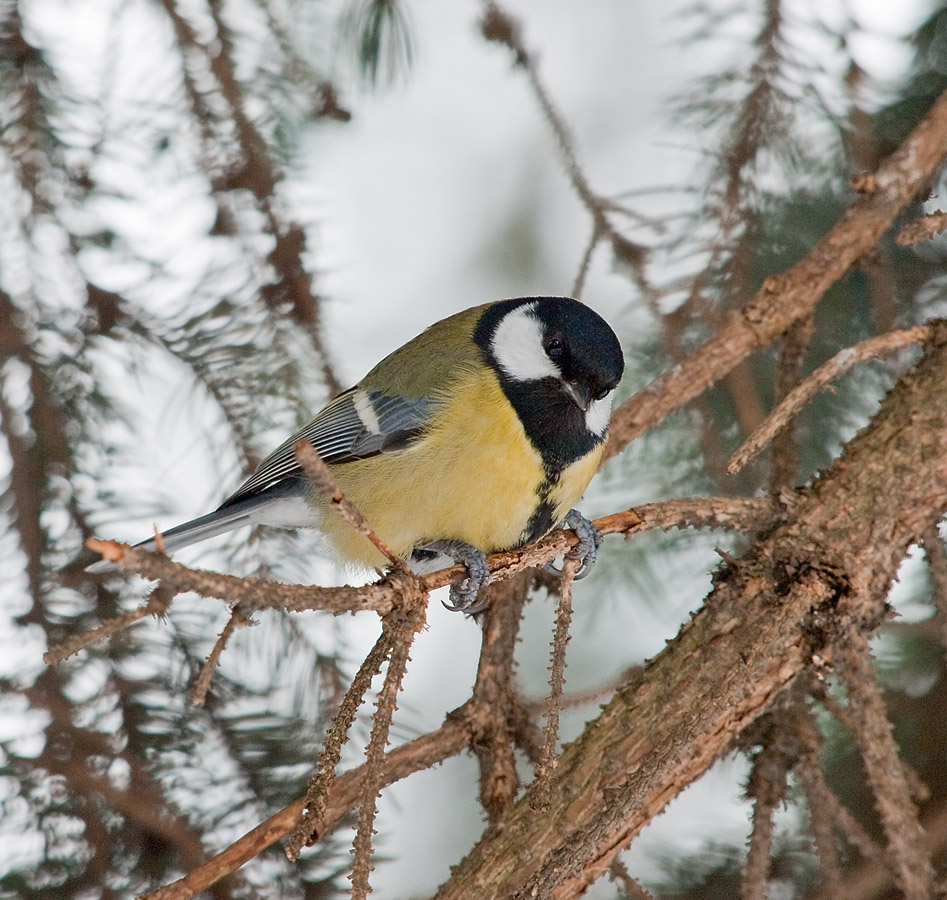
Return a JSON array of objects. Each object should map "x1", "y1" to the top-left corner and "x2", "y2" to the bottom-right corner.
[
  {"x1": 603, "y1": 88, "x2": 947, "y2": 464},
  {"x1": 429, "y1": 328, "x2": 947, "y2": 899}
]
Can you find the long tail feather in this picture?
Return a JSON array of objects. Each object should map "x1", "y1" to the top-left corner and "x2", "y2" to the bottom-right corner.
[
  {"x1": 132, "y1": 503, "x2": 256, "y2": 555},
  {"x1": 63, "y1": 480, "x2": 310, "y2": 575},
  {"x1": 75, "y1": 487, "x2": 300, "y2": 574}
]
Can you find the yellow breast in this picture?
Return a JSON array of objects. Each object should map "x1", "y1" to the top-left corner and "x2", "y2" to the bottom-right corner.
[{"x1": 317, "y1": 367, "x2": 603, "y2": 571}]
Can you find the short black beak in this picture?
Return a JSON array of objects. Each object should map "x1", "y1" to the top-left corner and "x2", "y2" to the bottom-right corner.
[{"x1": 560, "y1": 379, "x2": 591, "y2": 412}]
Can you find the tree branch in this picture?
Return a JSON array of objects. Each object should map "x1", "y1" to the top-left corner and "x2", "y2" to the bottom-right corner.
[
  {"x1": 55, "y1": 498, "x2": 773, "y2": 666},
  {"x1": 143, "y1": 711, "x2": 473, "y2": 900},
  {"x1": 729, "y1": 324, "x2": 931, "y2": 474}
]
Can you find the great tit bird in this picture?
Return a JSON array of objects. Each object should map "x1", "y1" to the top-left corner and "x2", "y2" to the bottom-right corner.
[{"x1": 96, "y1": 296, "x2": 624, "y2": 611}]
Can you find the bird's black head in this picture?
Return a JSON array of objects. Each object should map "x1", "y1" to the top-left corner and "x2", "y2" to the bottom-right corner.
[{"x1": 474, "y1": 296, "x2": 624, "y2": 472}]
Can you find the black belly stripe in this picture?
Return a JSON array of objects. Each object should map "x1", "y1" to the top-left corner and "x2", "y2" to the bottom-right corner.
[
  {"x1": 523, "y1": 499, "x2": 556, "y2": 545},
  {"x1": 522, "y1": 469, "x2": 561, "y2": 545}
]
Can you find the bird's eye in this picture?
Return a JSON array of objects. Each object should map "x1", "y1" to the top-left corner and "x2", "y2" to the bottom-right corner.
[
  {"x1": 593, "y1": 387, "x2": 611, "y2": 401},
  {"x1": 545, "y1": 338, "x2": 564, "y2": 360}
]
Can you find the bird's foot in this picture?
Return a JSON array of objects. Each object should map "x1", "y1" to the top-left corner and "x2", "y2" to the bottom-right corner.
[
  {"x1": 416, "y1": 540, "x2": 491, "y2": 614},
  {"x1": 544, "y1": 509, "x2": 602, "y2": 581}
]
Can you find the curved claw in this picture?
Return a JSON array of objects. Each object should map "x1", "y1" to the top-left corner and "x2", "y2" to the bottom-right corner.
[
  {"x1": 544, "y1": 554, "x2": 595, "y2": 580},
  {"x1": 544, "y1": 509, "x2": 602, "y2": 581},
  {"x1": 442, "y1": 588, "x2": 491, "y2": 615},
  {"x1": 419, "y1": 540, "x2": 491, "y2": 614}
]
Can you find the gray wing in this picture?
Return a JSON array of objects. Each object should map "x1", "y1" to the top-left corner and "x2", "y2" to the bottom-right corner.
[{"x1": 218, "y1": 387, "x2": 431, "y2": 510}]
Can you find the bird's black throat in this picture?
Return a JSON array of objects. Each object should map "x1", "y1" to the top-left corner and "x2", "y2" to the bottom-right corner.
[{"x1": 501, "y1": 376, "x2": 603, "y2": 475}]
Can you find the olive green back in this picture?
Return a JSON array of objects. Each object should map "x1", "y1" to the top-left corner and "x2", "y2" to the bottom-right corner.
[{"x1": 359, "y1": 303, "x2": 493, "y2": 398}]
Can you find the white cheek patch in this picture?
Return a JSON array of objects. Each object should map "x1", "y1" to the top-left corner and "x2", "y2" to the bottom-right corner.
[
  {"x1": 353, "y1": 388, "x2": 381, "y2": 434},
  {"x1": 585, "y1": 396, "x2": 612, "y2": 436},
  {"x1": 491, "y1": 303, "x2": 561, "y2": 382}
]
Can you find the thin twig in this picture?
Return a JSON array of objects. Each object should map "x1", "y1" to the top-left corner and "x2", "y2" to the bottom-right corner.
[
  {"x1": 838, "y1": 627, "x2": 934, "y2": 900},
  {"x1": 768, "y1": 316, "x2": 814, "y2": 490},
  {"x1": 350, "y1": 602, "x2": 426, "y2": 899},
  {"x1": 479, "y1": 1, "x2": 652, "y2": 297},
  {"x1": 809, "y1": 766, "x2": 884, "y2": 866},
  {"x1": 480, "y1": 2, "x2": 598, "y2": 215},
  {"x1": 191, "y1": 608, "x2": 250, "y2": 707},
  {"x1": 792, "y1": 702, "x2": 842, "y2": 892},
  {"x1": 729, "y1": 325, "x2": 931, "y2": 474},
  {"x1": 741, "y1": 727, "x2": 791, "y2": 900},
  {"x1": 572, "y1": 222, "x2": 603, "y2": 299},
  {"x1": 81, "y1": 538, "x2": 401, "y2": 615},
  {"x1": 43, "y1": 582, "x2": 172, "y2": 665},
  {"x1": 285, "y1": 629, "x2": 393, "y2": 859},
  {"x1": 608, "y1": 858, "x2": 655, "y2": 900},
  {"x1": 533, "y1": 557, "x2": 579, "y2": 808}
]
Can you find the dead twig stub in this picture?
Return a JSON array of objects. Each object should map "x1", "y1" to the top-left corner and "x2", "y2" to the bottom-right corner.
[{"x1": 896, "y1": 209, "x2": 947, "y2": 246}]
